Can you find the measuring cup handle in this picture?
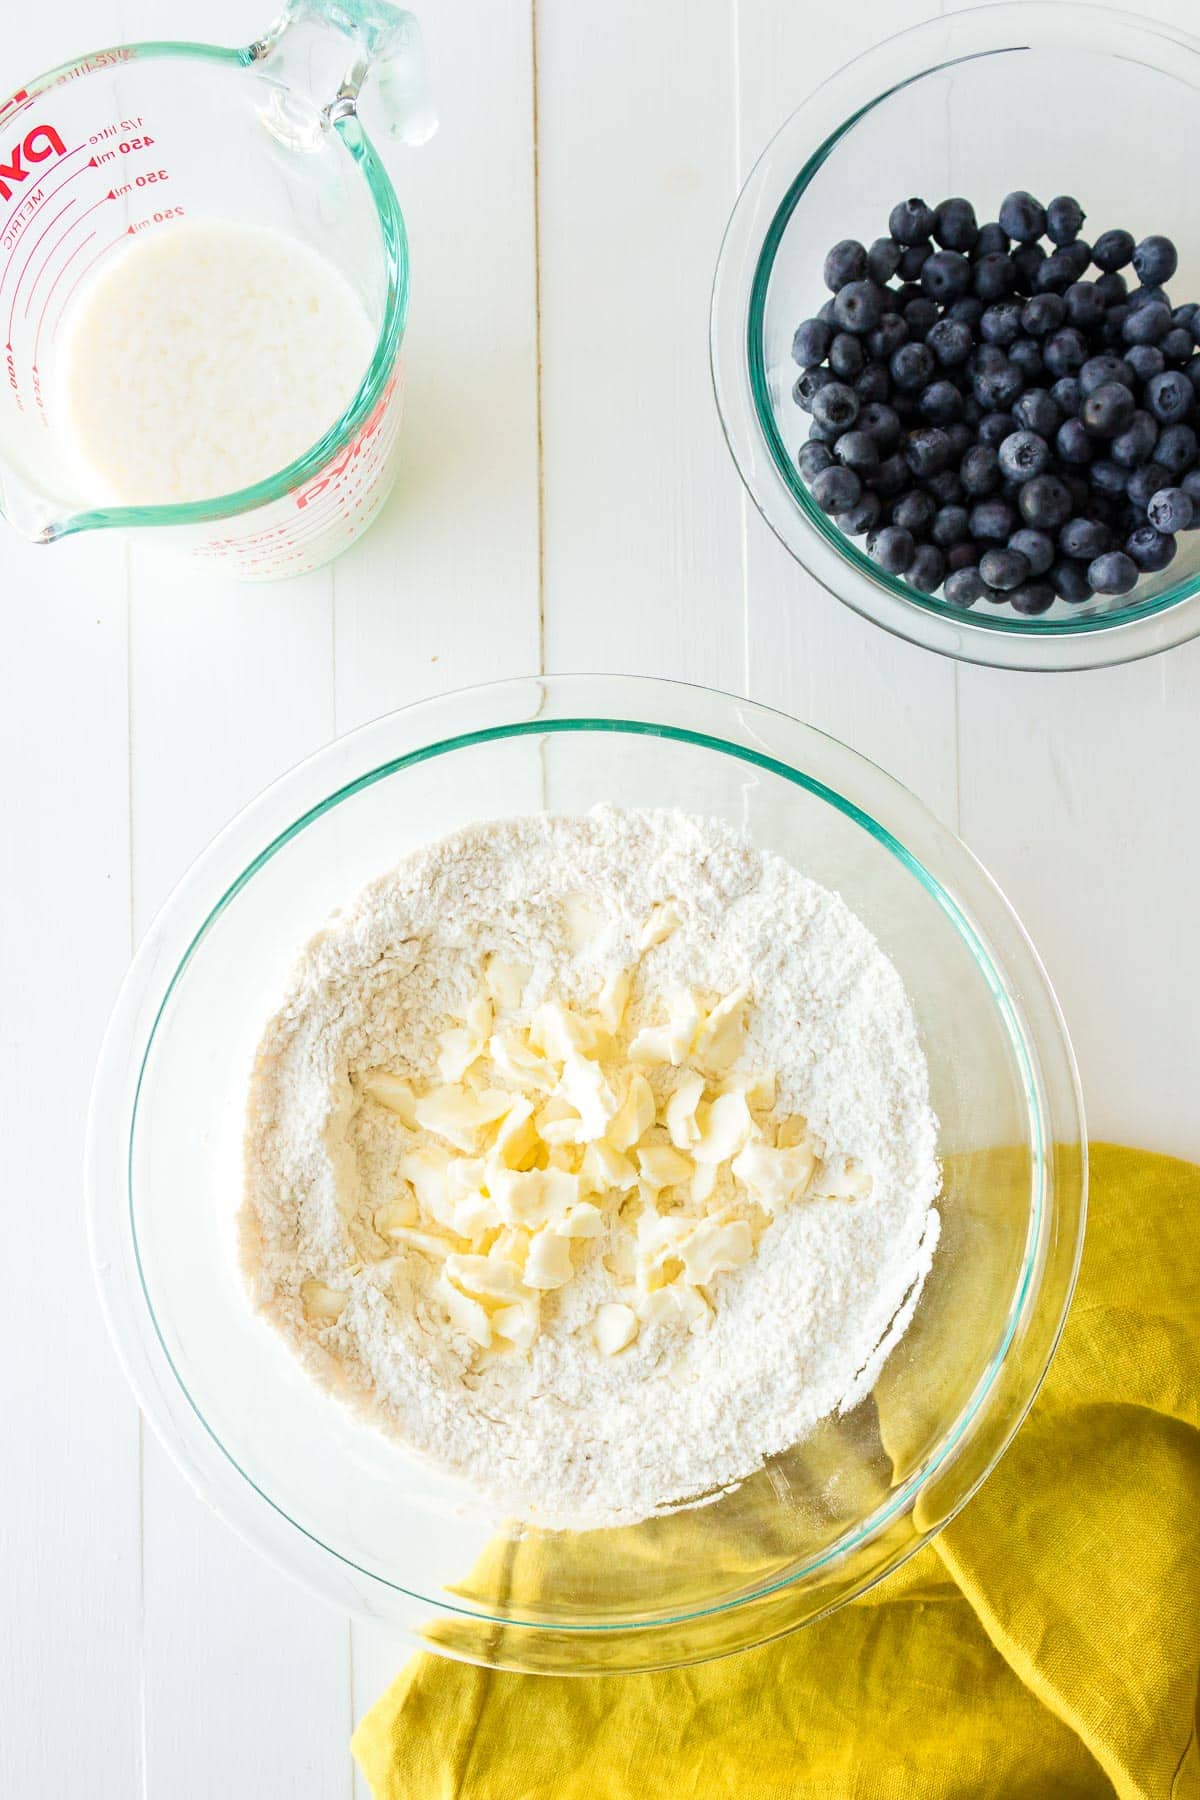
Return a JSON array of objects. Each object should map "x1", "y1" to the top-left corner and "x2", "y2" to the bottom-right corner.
[{"x1": 256, "y1": 0, "x2": 437, "y2": 144}]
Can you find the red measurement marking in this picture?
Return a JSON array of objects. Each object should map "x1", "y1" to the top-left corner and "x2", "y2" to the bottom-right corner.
[
  {"x1": 6, "y1": 195, "x2": 76, "y2": 337},
  {"x1": 0, "y1": 146, "x2": 89, "y2": 274},
  {"x1": 33, "y1": 226, "x2": 93, "y2": 366},
  {"x1": 23, "y1": 189, "x2": 113, "y2": 320},
  {"x1": 48, "y1": 229, "x2": 125, "y2": 342}
]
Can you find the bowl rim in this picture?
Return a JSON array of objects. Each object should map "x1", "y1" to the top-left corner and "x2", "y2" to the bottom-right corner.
[
  {"x1": 86, "y1": 673, "x2": 1088, "y2": 1638},
  {"x1": 710, "y1": 1, "x2": 1200, "y2": 671}
]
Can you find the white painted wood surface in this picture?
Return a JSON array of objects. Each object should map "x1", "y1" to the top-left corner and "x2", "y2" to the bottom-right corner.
[{"x1": 2, "y1": 0, "x2": 1197, "y2": 1792}]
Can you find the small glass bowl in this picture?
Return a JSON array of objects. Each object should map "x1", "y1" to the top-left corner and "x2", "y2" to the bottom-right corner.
[
  {"x1": 711, "y1": 3, "x2": 1200, "y2": 670},
  {"x1": 87, "y1": 675, "x2": 1085, "y2": 1671}
]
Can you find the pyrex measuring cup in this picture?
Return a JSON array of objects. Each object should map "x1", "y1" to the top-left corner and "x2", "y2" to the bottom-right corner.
[{"x1": 0, "y1": 0, "x2": 433, "y2": 578}]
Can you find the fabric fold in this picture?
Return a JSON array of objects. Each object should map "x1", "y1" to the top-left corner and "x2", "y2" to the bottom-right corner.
[{"x1": 353, "y1": 1145, "x2": 1200, "y2": 1800}]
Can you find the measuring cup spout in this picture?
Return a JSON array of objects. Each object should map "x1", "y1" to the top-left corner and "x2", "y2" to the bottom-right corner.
[{"x1": 255, "y1": 0, "x2": 436, "y2": 145}]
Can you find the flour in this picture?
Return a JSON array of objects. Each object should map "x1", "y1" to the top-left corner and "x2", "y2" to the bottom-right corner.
[{"x1": 241, "y1": 808, "x2": 940, "y2": 1528}]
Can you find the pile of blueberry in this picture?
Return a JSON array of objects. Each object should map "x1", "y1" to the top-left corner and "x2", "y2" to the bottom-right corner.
[{"x1": 792, "y1": 193, "x2": 1200, "y2": 614}]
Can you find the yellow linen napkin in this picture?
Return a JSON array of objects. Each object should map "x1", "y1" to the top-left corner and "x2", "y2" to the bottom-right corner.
[{"x1": 353, "y1": 1145, "x2": 1200, "y2": 1800}]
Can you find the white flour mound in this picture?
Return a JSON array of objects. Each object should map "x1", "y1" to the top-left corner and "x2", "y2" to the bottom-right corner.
[{"x1": 241, "y1": 808, "x2": 941, "y2": 1528}]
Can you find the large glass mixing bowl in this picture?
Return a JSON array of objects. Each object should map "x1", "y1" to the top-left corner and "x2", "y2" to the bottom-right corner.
[
  {"x1": 711, "y1": 4, "x2": 1200, "y2": 670},
  {"x1": 86, "y1": 675, "x2": 1086, "y2": 1672}
]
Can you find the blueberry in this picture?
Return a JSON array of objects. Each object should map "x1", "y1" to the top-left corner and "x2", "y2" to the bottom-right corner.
[
  {"x1": 929, "y1": 196, "x2": 976, "y2": 253},
  {"x1": 890, "y1": 342, "x2": 936, "y2": 391},
  {"x1": 944, "y1": 566, "x2": 988, "y2": 607},
  {"x1": 1037, "y1": 252, "x2": 1084, "y2": 294},
  {"x1": 947, "y1": 541, "x2": 981, "y2": 572},
  {"x1": 1008, "y1": 527, "x2": 1056, "y2": 576},
  {"x1": 973, "y1": 253, "x2": 1019, "y2": 301},
  {"x1": 892, "y1": 489, "x2": 937, "y2": 536},
  {"x1": 931, "y1": 503, "x2": 970, "y2": 549},
  {"x1": 1059, "y1": 517, "x2": 1111, "y2": 559},
  {"x1": 1094, "y1": 270, "x2": 1129, "y2": 308},
  {"x1": 834, "y1": 429, "x2": 879, "y2": 474},
  {"x1": 999, "y1": 190, "x2": 1045, "y2": 243},
  {"x1": 1125, "y1": 344, "x2": 1166, "y2": 383},
  {"x1": 1013, "y1": 389, "x2": 1061, "y2": 437},
  {"x1": 1010, "y1": 241, "x2": 1047, "y2": 294},
  {"x1": 859, "y1": 402, "x2": 902, "y2": 449},
  {"x1": 1043, "y1": 328, "x2": 1089, "y2": 378},
  {"x1": 1160, "y1": 326, "x2": 1194, "y2": 363},
  {"x1": 1010, "y1": 341, "x2": 1046, "y2": 384},
  {"x1": 810, "y1": 465, "x2": 862, "y2": 514},
  {"x1": 1052, "y1": 559, "x2": 1094, "y2": 602},
  {"x1": 979, "y1": 545, "x2": 1030, "y2": 590},
  {"x1": 978, "y1": 412, "x2": 1016, "y2": 448},
  {"x1": 1132, "y1": 235, "x2": 1178, "y2": 286},
  {"x1": 973, "y1": 361, "x2": 1025, "y2": 410},
  {"x1": 869, "y1": 524, "x2": 916, "y2": 574},
  {"x1": 1046, "y1": 195, "x2": 1085, "y2": 245},
  {"x1": 793, "y1": 366, "x2": 836, "y2": 412},
  {"x1": 903, "y1": 427, "x2": 952, "y2": 479},
  {"x1": 868, "y1": 315, "x2": 909, "y2": 361},
  {"x1": 942, "y1": 423, "x2": 972, "y2": 461},
  {"x1": 867, "y1": 236, "x2": 903, "y2": 284},
  {"x1": 1126, "y1": 524, "x2": 1177, "y2": 571},
  {"x1": 1082, "y1": 381, "x2": 1136, "y2": 437},
  {"x1": 1050, "y1": 376, "x2": 1083, "y2": 416},
  {"x1": 890, "y1": 197, "x2": 936, "y2": 245},
  {"x1": 1064, "y1": 281, "x2": 1105, "y2": 332},
  {"x1": 792, "y1": 319, "x2": 832, "y2": 366},
  {"x1": 961, "y1": 444, "x2": 1001, "y2": 495},
  {"x1": 924, "y1": 470, "x2": 964, "y2": 507},
  {"x1": 818, "y1": 297, "x2": 838, "y2": 324},
  {"x1": 1019, "y1": 474, "x2": 1072, "y2": 529},
  {"x1": 1061, "y1": 470, "x2": 1093, "y2": 515},
  {"x1": 907, "y1": 543, "x2": 946, "y2": 593},
  {"x1": 811, "y1": 381, "x2": 860, "y2": 434},
  {"x1": 918, "y1": 380, "x2": 964, "y2": 426},
  {"x1": 970, "y1": 497, "x2": 1016, "y2": 541},
  {"x1": 833, "y1": 281, "x2": 887, "y2": 335},
  {"x1": 1183, "y1": 467, "x2": 1200, "y2": 504},
  {"x1": 1186, "y1": 357, "x2": 1200, "y2": 394},
  {"x1": 962, "y1": 394, "x2": 985, "y2": 426},
  {"x1": 904, "y1": 296, "x2": 941, "y2": 340},
  {"x1": 949, "y1": 295, "x2": 986, "y2": 330},
  {"x1": 1175, "y1": 303, "x2": 1199, "y2": 326},
  {"x1": 838, "y1": 490, "x2": 883, "y2": 536},
  {"x1": 872, "y1": 452, "x2": 910, "y2": 498},
  {"x1": 829, "y1": 332, "x2": 865, "y2": 379},
  {"x1": 974, "y1": 223, "x2": 1010, "y2": 260},
  {"x1": 1130, "y1": 285, "x2": 1173, "y2": 314},
  {"x1": 925, "y1": 316, "x2": 973, "y2": 368},
  {"x1": 1127, "y1": 462, "x2": 1171, "y2": 510},
  {"x1": 1054, "y1": 418, "x2": 1093, "y2": 465},
  {"x1": 1123, "y1": 301, "x2": 1172, "y2": 346},
  {"x1": 824, "y1": 239, "x2": 868, "y2": 292},
  {"x1": 1088, "y1": 550, "x2": 1139, "y2": 594},
  {"x1": 1111, "y1": 411, "x2": 1159, "y2": 468},
  {"x1": 1080, "y1": 353, "x2": 1135, "y2": 396},
  {"x1": 1090, "y1": 459, "x2": 1129, "y2": 496},
  {"x1": 1009, "y1": 581, "x2": 1056, "y2": 614},
  {"x1": 1020, "y1": 293, "x2": 1066, "y2": 337},
  {"x1": 797, "y1": 441, "x2": 834, "y2": 481},
  {"x1": 899, "y1": 242, "x2": 933, "y2": 283},
  {"x1": 1146, "y1": 370, "x2": 1194, "y2": 425},
  {"x1": 1093, "y1": 229, "x2": 1135, "y2": 273},
  {"x1": 855, "y1": 364, "x2": 891, "y2": 405},
  {"x1": 921, "y1": 250, "x2": 972, "y2": 303},
  {"x1": 980, "y1": 301, "x2": 1023, "y2": 347},
  {"x1": 1155, "y1": 424, "x2": 1199, "y2": 475},
  {"x1": 997, "y1": 429, "x2": 1051, "y2": 482},
  {"x1": 1147, "y1": 486, "x2": 1194, "y2": 533}
]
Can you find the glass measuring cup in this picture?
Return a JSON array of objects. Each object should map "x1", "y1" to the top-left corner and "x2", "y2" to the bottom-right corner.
[{"x1": 0, "y1": 0, "x2": 434, "y2": 579}]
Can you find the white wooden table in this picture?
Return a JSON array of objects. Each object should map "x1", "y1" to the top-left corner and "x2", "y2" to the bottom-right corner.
[{"x1": 4, "y1": 0, "x2": 1197, "y2": 1792}]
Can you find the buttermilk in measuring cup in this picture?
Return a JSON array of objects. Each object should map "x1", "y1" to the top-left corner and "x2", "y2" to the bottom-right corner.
[{"x1": 57, "y1": 219, "x2": 374, "y2": 505}]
